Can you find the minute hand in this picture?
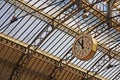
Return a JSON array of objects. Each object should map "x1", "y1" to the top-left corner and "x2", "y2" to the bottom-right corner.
[
  {"x1": 78, "y1": 40, "x2": 84, "y2": 49},
  {"x1": 82, "y1": 39, "x2": 84, "y2": 49}
]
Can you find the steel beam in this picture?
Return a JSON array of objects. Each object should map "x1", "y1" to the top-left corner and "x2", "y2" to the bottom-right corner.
[
  {"x1": 107, "y1": 0, "x2": 113, "y2": 29},
  {"x1": 82, "y1": 0, "x2": 120, "y2": 31},
  {"x1": 53, "y1": 1, "x2": 74, "y2": 19},
  {"x1": 0, "y1": 31, "x2": 107, "y2": 80},
  {"x1": 7, "y1": 0, "x2": 120, "y2": 59},
  {"x1": 114, "y1": 0, "x2": 120, "y2": 8},
  {"x1": 10, "y1": 0, "x2": 78, "y2": 36},
  {"x1": 113, "y1": 0, "x2": 120, "y2": 18}
]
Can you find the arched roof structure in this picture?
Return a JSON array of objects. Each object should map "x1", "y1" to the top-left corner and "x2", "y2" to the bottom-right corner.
[{"x1": 0, "y1": 0, "x2": 120, "y2": 80}]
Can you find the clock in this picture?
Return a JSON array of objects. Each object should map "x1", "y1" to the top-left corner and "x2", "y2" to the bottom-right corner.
[{"x1": 72, "y1": 34, "x2": 98, "y2": 61}]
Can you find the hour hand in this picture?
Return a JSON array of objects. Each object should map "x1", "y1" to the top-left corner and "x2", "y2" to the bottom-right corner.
[{"x1": 82, "y1": 39, "x2": 84, "y2": 48}]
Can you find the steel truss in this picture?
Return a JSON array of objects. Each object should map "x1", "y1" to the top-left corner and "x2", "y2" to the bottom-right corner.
[
  {"x1": 0, "y1": 0, "x2": 120, "y2": 80},
  {"x1": 0, "y1": 33, "x2": 106, "y2": 80}
]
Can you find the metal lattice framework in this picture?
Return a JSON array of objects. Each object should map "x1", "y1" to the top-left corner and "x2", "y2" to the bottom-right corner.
[{"x1": 0, "y1": 0, "x2": 120, "y2": 80}]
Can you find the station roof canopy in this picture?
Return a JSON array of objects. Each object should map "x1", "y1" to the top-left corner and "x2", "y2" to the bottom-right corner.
[{"x1": 0, "y1": 0, "x2": 120, "y2": 80}]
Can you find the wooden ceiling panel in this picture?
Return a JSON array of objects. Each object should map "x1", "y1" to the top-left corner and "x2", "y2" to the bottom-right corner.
[
  {"x1": 0, "y1": 61, "x2": 14, "y2": 80},
  {"x1": 0, "y1": 44, "x2": 23, "y2": 64}
]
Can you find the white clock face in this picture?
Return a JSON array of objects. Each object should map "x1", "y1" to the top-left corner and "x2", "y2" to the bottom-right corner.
[
  {"x1": 72, "y1": 34, "x2": 97, "y2": 61},
  {"x1": 74, "y1": 35, "x2": 93, "y2": 57}
]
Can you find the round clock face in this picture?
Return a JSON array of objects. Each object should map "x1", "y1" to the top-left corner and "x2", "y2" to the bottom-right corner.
[
  {"x1": 75, "y1": 35, "x2": 92, "y2": 56},
  {"x1": 72, "y1": 34, "x2": 97, "y2": 61}
]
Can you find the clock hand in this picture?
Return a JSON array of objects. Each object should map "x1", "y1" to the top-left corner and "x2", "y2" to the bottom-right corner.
[
  {"x1": 82, "y1": 39, "x2": 84, "y2": 49},
  {"x1": 78, "y1": 41, "x2": 82, "y2": 46},
  {"x1": 78, "y1": 40, "x2": 84, "y2": 49}
]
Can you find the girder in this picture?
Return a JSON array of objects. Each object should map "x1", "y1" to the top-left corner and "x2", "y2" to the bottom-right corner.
[
  {"x1": 53, "y1": 1, "x2": 74, "y2": 19},
  {"x1": 87, "y1": 42, "x2": 120, "y2": 79},
  {"x1": 8, "y1": 0, "x2": 120, "y2": 60},
  {"x1": 1, "y1": 0, "x2": 120, "y2": 80},
  {"x1": 113, "y1": 1, "x2": 120, "y2": 12},
  {"x1": 114, "y1": 0, "x2": 120, "y2": 7},
  {"x1": 0, "y1": 32, "x2": 106, "y2": 80},
  {"x1": 10, "y1": 0, "x2": 78, "y2": 36},
  {"x1": 82, "y1": 0, "x2": 120, "y2": 31}
]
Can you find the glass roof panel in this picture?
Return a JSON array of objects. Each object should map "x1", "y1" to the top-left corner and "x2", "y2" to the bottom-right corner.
[{"x1": 0, "y1": 0, "x2": 120, "y2": 79}]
